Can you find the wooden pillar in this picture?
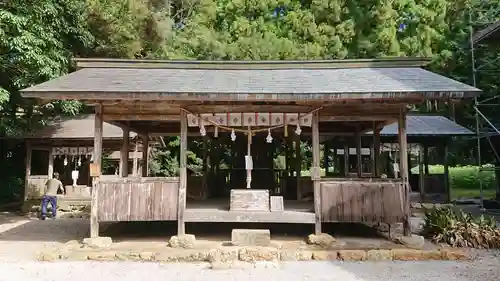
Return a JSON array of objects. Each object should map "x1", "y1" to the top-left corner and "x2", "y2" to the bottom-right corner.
[
  {"x1": 372, "y1": 123, "x2": 381, "y2": 177},
  {"x1": 48, "y1": 149, "x2": 54, "y2": 179},
  {"x1": 141, "y1": 134, "x2": 149, "y2": 177},
  {"x1": 356, "y1": 131, "x2": 362, "y2": 177},
  {"x1": 398, "y1": 107, "x2": 411, "y2": 236},
  {"x1": 132, "y1": 140, "x2": 139, "y2": 176},
  {"x1": 120, "y1": 126, "x2": 130, "y2": 177},
  {"x1": 24, "y1": 141, "x2": 32, "y2": 202},
  {"x1": 423, "y1": 145, "x2": 429, "y2": 175},
  {"x1": 443, "y1": 140, "x2": 450, "y2": 202},
  {"x1": 178, "y1": 110, "x2": 188, "y2": 235},
  {"x1": 311, "y1": 111, "x2": 322, "y2": 234},
  {"x1": 323, "y1": 141, "x2": 329, "y2": 177},
  {"x1": 295, "y1": 134, "x2": 301, "y2": 200},
  {"x1": 344, "y1": 142, "x2": 349, "y2": 177},
  {"x1": 91, "y1": 104, "x2": 103, "y2": 238},
  {"x1": 419, "y1": 144, "x2": 425, "y2": 201}
]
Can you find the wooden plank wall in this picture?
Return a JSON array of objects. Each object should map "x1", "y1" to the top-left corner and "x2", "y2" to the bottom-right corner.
[
  {"x1": 320, "y1": 180, "x2": 406, "y2": 224},
  {"x1": 97, "y1": 177, "x2": 179, "y2": 221},
  {"x1": 26, "y1": 175, "x2": 49, "y2": 199}
]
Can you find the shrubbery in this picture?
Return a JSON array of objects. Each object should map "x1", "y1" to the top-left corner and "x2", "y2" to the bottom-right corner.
[
  {"x1": 411, "y1": 165, "x2": 496, "y2": 191},
  {"x1": 423, "y1": 207, "x2": 500, "y2": 248}
]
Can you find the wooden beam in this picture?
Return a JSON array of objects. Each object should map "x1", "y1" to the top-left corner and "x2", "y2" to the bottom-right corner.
[
  {"x1": 103, "y1": 114, "x2": 399, "y2": 122},
  {"x1": 397, "y1": 107, "x2": 411, "y2": 236},
  {"x1": 311, "y1": 111, "x2": 322, "y2": 234},
  {"x1": 178, "y1": 109, "x2": 188, "y2": 235},
  {"x1": 91, "y1": 103, "x2": 103, "y2": 238}
]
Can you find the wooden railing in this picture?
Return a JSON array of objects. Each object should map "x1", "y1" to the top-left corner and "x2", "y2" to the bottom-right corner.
[
  {"x1": 96, "y1": 177, "x2": 179, "y2": 222},
  {"x1": 320, "y1": 179, "x2": 407, "y2": 224}
]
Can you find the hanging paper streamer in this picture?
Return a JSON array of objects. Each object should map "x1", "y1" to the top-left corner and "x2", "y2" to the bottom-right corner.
[
  {"x1": 77, "y1": 156, "x2": 82, "y2": 167},
  {"x1": 295, "y1": 124, "x2": 302, "y2": 135},
  {"x1": 214, "y1": 126, "x2": 218, "y2": 138},
  {"x1": 266, "y1": 129, "x2": 273, "y2": 143},
  {"x1": 230, "y1": 129, "x2": 236, "y2": 141},
  {"x1": 63, "y1": 156, "x2": 68, "y2": 166}
]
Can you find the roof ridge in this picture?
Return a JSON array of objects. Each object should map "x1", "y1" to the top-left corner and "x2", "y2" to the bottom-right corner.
[{"x1": 74, "y1": 57, "x2": 432, "y2": 70}]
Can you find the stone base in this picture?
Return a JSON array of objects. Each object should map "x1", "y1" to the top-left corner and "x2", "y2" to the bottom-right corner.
[
  {"x1": 82, "y1": 237, "x2": 112, "y2": 249},
  {"x1": 231, "y1": 229, "x2": 271, "y2": 246},
  {"x1": 168, "y1": 234, "x2": 196, "y2": 249},
  {"x1": 40, "y1": 247, "x2": 469, "y2": 263},
  {"x1": 270, "y1": 196, "x2": 284, "y2": 212},
  {"x1": 230, "y1": 189, "x2": 270, "y2": 211}
]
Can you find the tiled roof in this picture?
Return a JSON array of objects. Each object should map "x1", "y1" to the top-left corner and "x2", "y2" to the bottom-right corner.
[
  {"x1": 21, "y1": 59, "x2": 480, "y2": 100},
  {"x1": 367, "y1": 115, "x2": 474, "y2": 136},
  {"x1": 22, "y1": 115, "x2": 136, "y2": 139}
]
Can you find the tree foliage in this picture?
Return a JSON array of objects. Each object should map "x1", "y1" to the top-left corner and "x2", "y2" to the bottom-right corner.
[{"x1": 1, "y1": 0, "x2": 500, "y2": 201}]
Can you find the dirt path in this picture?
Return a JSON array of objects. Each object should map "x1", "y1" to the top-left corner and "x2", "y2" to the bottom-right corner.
[{"x1": 0, "y1": 212, "x2": 90, "y2": 261}]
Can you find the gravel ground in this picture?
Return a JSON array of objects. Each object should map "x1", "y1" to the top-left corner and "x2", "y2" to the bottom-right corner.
[
  {"x1": 0, "y1": 256, "x2": 499, "y2": 281},
  {"x1": 1, "y1": 212, "x2": 500, "y2": 281}
]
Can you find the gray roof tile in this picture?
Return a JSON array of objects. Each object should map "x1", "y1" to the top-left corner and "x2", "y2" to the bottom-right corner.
[
  {"x1": 22, "y1": 67, "x2": 480, "y2": 98},
  {"x1": 367, "y1": 115, "x2": 474, "y2": 136}
]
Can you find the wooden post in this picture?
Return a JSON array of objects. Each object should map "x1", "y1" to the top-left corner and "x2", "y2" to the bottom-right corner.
[
  {"x1": 423, "y1": 145, "x2": 429, "y2": 175},
  {"x1": 48, "y1": 148, "x2": 54, "y2": 179},
  {"x1": 419, "y1": 144, "x2": 425, "y2": 201},
  {"x1": 372, "y1": 123, "x2": 381, "y2": 177},
  {"x1": 178, "y1": 110, "x2": 188, "y2": 235},
  {"x1": 356, "y1": 131, "x2": 362, "y2": 177},
  {"x1": 324, "y1": 141, "x2": 329, "y2": 177},
  {"x1": 311, "y1": 111, "x2": 322, "y2": 234},
  {"x1": 91, "y1": 104, "x2": 103, "y2": 238},
  {"x1": 295, "y1": 134, "x2": 301, "y2": 200},
  {"x1": 202, "y1": 136, "x2": 208, "y2": 199},
  {"x1": 141, "y1": 134, "x2": 149, "y2": 177},
  {"x1": 132, "y1": 140, "x2": 139, "y2": 176},
  {"x1": 120, "y1": 126, "x2": 129, "y2": 177},
  {"x1": 24, "y1": 141, "x2": 32, "y2": 202},
  {"x1": 398, "y1": 107, "x2": 411, "y2": 236},
  {"x1": 443, "y1": 140, "x2": 450, "y2": 202},
  {"x1": 344, "y1": 143, "x2": 349, "y2": 176}
]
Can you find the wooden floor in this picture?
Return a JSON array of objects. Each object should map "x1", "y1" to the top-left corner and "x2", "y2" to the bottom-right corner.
[{"x1": 185, "y1": 200, "x2": 315, "y2": 224}]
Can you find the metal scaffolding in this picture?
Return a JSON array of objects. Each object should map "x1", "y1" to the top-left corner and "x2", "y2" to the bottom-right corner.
[{"x1": 468, "y1": 7, "x2": 500, "y2": 210}]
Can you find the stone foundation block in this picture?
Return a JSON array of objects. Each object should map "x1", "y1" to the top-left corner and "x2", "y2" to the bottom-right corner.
[
  {"x1": 392, "y1": 249, "x2": 425, "y2": 261},
  {"x1": 338, "y1": 250, "x2": 367, "y2": 261},
  {"x1": 395, "y1": 235, "x2": 425, "y2": 249},
  {"x1": 238, "y1": 247, "x2": 279, "y2": 262},
  {"x1": 207, "y1": 248, "x2": 239, "y2": 263},
  {"x1": 366, "y1": 250, "x2": 393, "y2": 261},
  {"x1": 440, "y1": 249, "x2": 469, "y2": 261},
  {"x1": 312, "y1": 251, "x2": 338, "y2": 261},
  {"x1": 168, "y1": 234, "x2": 196, "y2": 249},
  {"x1": 306, "y1": 233, "x2": 336, "y2": 248},
  {"x1": 232, "y1": 229, "x2": 271, "y2": 246},
  {"x1": 230, "y1": 189, "x2": 269, "y2": 211},
  {"x1": 82, "y1": 237, "x2": 112, "y2": 249}
]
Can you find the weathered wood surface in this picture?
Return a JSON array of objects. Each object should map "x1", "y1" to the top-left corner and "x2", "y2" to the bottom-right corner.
[
  {"x1": 320, "y1": 180, "x2": 406, "y2": 224},
  {"x1": 97, "y1": 178, "x2": 179, "y2": 221},
  {"x1": 26, "y1": 175, "x2": 49, "y2": 199},
  {"x1": 270, "y1": 196, "x2": 284, "y2": 212},
  {"x1": 185, "y1": 200, "x2": 314, "y2": 223},
  {"x1": 230, "y1": 189, "x2": 270, "y2": 211}
]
